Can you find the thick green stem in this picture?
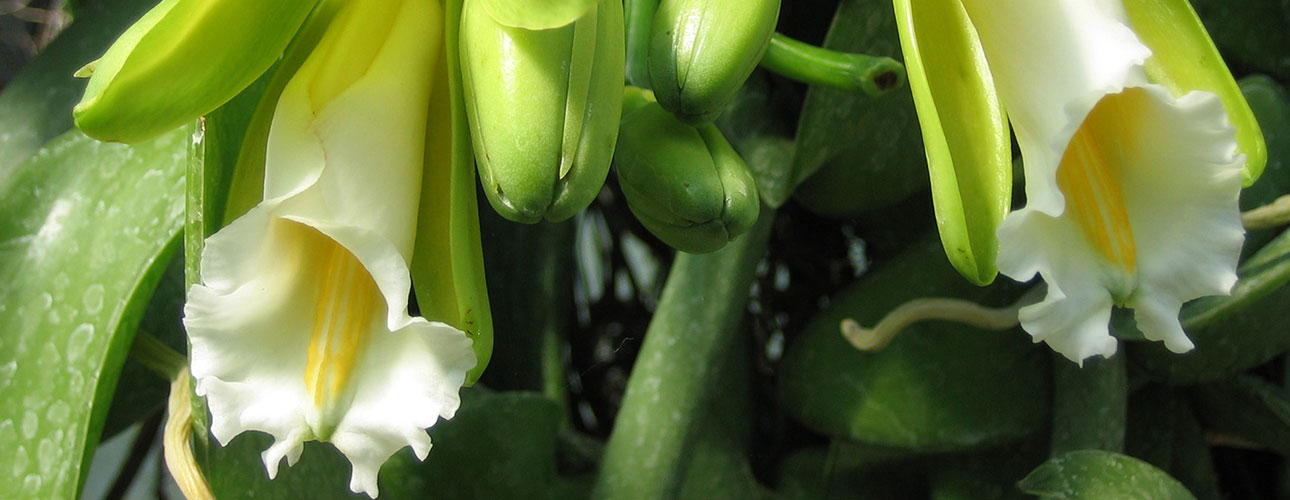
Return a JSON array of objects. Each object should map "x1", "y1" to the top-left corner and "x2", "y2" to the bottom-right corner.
[
  {"x1": 624, "y1": 0, "x2": 658, "y2": 87},
  {"x1": 590, "y1": 207, "x2": 775, "y2": 500},
  {"x1": 1050, "y1": 354, "x2": 1127, "y2": 455},
  {"x1": 759, "y1": 33, "x2": 905, "y2": 95}
]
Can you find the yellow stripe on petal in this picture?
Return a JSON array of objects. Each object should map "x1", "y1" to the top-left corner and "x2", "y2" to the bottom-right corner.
[
  {"x1": 1056, "y1": 92, "x2": 1142, "y2": 297},
  {"x1": 301, "y1": 229, "x2": 378, "y2": 437}
]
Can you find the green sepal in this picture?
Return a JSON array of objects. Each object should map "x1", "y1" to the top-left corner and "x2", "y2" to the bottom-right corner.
[
  {"x1": 614, "y1": 89, "x2": 760, "y2": 254},
  {"x1": 476, "y1": 0, "x2": 599, "y2": 30},
  {"x1": 648, "y1": 0, "x2": 779, "y2": 124},
  {"x1": 460, "y1": 0, "x2": 624, "y2": 223},
  {"x1": 893, "y1": 0, "x2": 1011, "y2": 286},
  {"x1": 73, "y1": 0, "x2": 318, "y2": 143},
  {"x1": 1123, "y1": 0, "x2": 1267, "y2": 187},
  {"x1": 412, "y1": 0, "x2": 495, "y2": 385}
]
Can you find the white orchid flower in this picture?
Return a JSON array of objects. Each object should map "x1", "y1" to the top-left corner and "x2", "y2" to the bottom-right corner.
[
  {"x1": 897, "y1": 0, "x2": 1262, "y2": 363},
  {"x1": 182, "y1": 0, "x2": 475, "y2": 497}
]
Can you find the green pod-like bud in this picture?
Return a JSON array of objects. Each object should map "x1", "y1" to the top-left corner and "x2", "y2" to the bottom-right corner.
[
  {"x1": 73, "y1": 0, "x2": 318, "y2": 143},
  {"x1": 614, "y1": 88, "x2": 760, "y2": 253},
  {"x1": 649, "y1": 0, "x2": 780, "y2": 123},
  {"x1": 460, "y1": 0, "x2": 625, "y2": 223}
]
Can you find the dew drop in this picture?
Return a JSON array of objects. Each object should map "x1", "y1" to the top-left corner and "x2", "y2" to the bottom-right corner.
[
  {"x1": 39, "y1": 343, "x2": 60, "y2": 366},
  {"x1": 81, "y1": 285, "x2": 104, "y2": 315},
  {"x1": 66, "y1": 324, "x2": 93, "y2": 364},
  {"x1": 12, "y1": 445, "x2": 28, "y2": 476},
  {"x1": 0, "y1": 420, "x2": 13, "y2": 443},
  {"x1": 45, "y1": 402, "x2": 69, "y2": 426},
  {"x1": 35, "y1": 293, "x2": 52, "y2": 311},
  {"x1": 66, "y1": 371, "x2": 84, "y2": 393},
  {"x1": 37, "y1": 438, "x2": 58, "y2": 474},
  {"x1": 22, "y1": 473, "x2": 41, "y2": 491},
  {"x1": 20, "y1": 411, "x2": 37, "y2": 440},
  {"x1": 0, "y1": 361, "x2": 16, "y2": 390},
  {"x1": 51, "y1": 273, "x2": 69, "y2": 291}
]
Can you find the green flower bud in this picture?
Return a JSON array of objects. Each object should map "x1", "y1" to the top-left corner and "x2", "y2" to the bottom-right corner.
[
  {"x1": 649, "y1": 0, "x2": 779, "y2": 123},
  {"x1": 73, "y1": 0, "x2": 318, "y2": 143},
  {"x1": 614, "y1": 88, "x2": 760, "y2": 253},
  {"x1": 460, "y1": 0, "x2": 625, "y2": 223}
]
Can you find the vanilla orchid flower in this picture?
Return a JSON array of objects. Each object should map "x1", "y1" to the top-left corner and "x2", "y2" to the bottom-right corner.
[
  {"x1": 181, "y1": 0, "x2": 475, "y2": 497},
  {"x1": 898, "y1": 0, "x2": 1257, "y2": 363}
]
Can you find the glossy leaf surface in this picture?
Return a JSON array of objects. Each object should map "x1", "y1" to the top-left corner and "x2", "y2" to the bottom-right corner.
[{"x1": 0, "y1": 127, "x2": 187, "y2": 499}]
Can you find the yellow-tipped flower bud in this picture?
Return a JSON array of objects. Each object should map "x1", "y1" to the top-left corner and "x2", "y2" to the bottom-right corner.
[
  {"x1": 73, "y1": 0, "x2": 318, "y2": 143},
  {"x1": 460, "y1": 0, "x2": 625, "y2": 223},
  {"x1": 613, "y1": 88, "x2": 760, "y2": 253},
  {"x1": 649, "y1": 0, "x2": 780, "y2": 123}
]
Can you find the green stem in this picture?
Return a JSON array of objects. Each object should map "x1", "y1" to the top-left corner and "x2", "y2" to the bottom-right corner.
[
  {"x1": 1050, "y1": 354, "x2": 1127, "y2": 455},
  {"x1": 759, "y1": 33, "x2": 905, "y2": 96},
  {"x1": 624, "y1": 0, "x2": 658, "y2": 87},
  {"x1": 590, "y1": 207, "x2": 775, "y2": 500},
  {"x1": 130, "y1": 330, "x2": 187, "y2": 380}
]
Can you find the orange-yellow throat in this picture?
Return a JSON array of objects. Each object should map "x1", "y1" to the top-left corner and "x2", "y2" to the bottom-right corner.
[{"x1": 1056, "y1": 92, "x2": 1139, "y2": 289}]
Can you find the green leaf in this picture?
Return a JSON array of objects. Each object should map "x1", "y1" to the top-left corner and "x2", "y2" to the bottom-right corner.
[
  {"x1": 778, "y1": 234, "x2": 1048, "y2": 452},
  {"x1": 790, "y1": 0, "x2": 928, "y2": 217},
  {"x1": 1018, "y1": 450, "x2": 1197, "y2": 500},
  {"x1": 1124, "y1": 387, "x2": 1221, "y2": 500},
  {"x1": 1123, "y1": 0, "x2": 1266, "y2": 186},
  {"x1": 477, "y1": 0, "x2": 599, "y2": 29},
  {"x1": 0, "y1": 127, "x2": 187, "y2": 499},
  {"x1": 0, "y1": 0, "x2": 155, "y2": 176},
  {"x1": 100, "y1": 252, "x2": 187, "y2": 440},
  {"x1": 893, "y1": 0, "x2": 1011, "y2": 285},
  {"x1": 1192, "y1": 376, "x2": 1290, "y2": 456}
]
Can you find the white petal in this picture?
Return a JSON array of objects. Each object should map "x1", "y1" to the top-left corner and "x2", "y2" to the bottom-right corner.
[
  {"x1": 959, "y1": 0, "x2": 1150, "y2": 217},
  {"x1": 998, "y1": 207, "x2": 1121, "y2": 362},
  {"x1": 1105, "y1": 86, "x2": 1243, "y2": 349},
  {"x1": 329, "y1": 319, "x2": 476, "y2": 498},
  {"x1": 182, "y1": 0, "x2": 468, "y2": 497}
]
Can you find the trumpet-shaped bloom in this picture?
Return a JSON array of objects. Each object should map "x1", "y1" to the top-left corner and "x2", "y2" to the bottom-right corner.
[
  {"x1": 956, "y1": 0, "x2": 1245, "y2": 362},
  {"x1": 181, "y1": 0, "x2": 475, "y2": 497}
]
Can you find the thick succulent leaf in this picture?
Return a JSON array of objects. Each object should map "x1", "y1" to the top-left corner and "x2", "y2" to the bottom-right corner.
[
  {"x1": 1192, "y1": 376, "x2": 1290, "y2": 456},
  {"x1": 0, "y1": 127, "x2": 187, "y2": 499},
  {"x1": 893, "y1": 0, "x2": 1011, "y2": 285},
  {"x1": 1125, "y1": 387, "x2": 1222, "y2": 500},
  {"x1": 477, "y1": 0, "x2": 599, "y2": 29},
  {"x1": 1019, "y1": 450, "x2": 1197, "y2": 500},
  {"x1": 0, "y1": 0, "x2": 155, "y2": 177},
  {"x1": 778, "y1": 235, "x2": 1047, "y2": 451},
  {"x1": 1123, "y1": 0, "x2": 1267, "y2": 186}
]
